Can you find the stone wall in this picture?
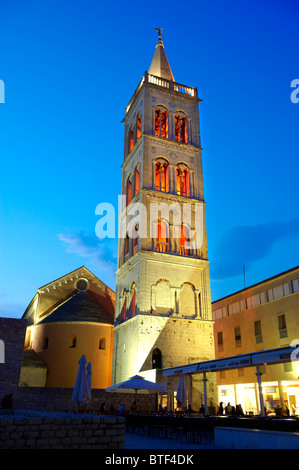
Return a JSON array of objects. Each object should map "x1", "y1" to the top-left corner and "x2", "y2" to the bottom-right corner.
[
  {"x1": 0, "y1": 412, "x2": 125, "y2": 449},
  {"x1": 0, "y1": 318, "x2": 27, "y2": 399},
  {"x1": 10, "y1": 386, "x2": 157, "y2": 414}
]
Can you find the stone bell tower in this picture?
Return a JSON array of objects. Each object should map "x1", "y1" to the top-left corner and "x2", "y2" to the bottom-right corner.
[{"x1": 112, "y1": 31, "x2": 216, "y2": 409}]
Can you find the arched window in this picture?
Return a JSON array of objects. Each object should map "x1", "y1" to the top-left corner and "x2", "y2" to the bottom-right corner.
[
  {"x1": 128, "y1": 126, "x2": 134, "y2": 153},
  {"x1": 126, "y1": 177, "x2": 132, "y2": 206},
  {"x1": 152, "y1": 348, "x2": 162, "y2": 369},
  {"x1": 134, "y1": 166, "x2": 140, "y2": 196},
  {"x1": 133, "y1": 224, "x2": 138, "y2": 254},
  {"x1": 124, "y1": 234, "x2": 129, "y2": 262},
  {"x1": 179, "y1": 225, "x2": 191, "y2": 256},
  {"x1": 175, "y1": 114, "x2": 188, "y2": 143},
  {"x1": 136, "y1": 113, "x2": 142, "y2": 141},
  {"x1": 176, "y1": 166, "x2": 189, "y2": 196},
  {"x1": 155, "y1": 107, "x2": 168, "y2": 138},
  {"x1": 130, "y1": 283, "x2": 136, "y2": 318},
  {"x1": 157, "y1": 220, "x2": 169, "y2": 253},
  {"x1": 99, "y1": 337, "x2": 106, "y2": 350},
  {"x1": 121, "y1": 291, "x2": 127, "y2": 322},
  {"x1": 68, "y1": 336, "x2": 76, "y2": 348},
  {"x1": 155, "y1": 161, "x2": 169, "y2": 192}
]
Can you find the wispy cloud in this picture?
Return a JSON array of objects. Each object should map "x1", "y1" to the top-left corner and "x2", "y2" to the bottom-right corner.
[
  {"x1": 210, "y1": 217, "x2": 299, "y2": 280},
  {"x1": 58, "y1": 231, "x2": 118, "y2": 281}
]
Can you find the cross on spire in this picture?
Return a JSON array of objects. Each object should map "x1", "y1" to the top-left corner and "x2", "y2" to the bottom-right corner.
[{"x1": 155, "y1": 27, "x2": 163, "y2": 41}]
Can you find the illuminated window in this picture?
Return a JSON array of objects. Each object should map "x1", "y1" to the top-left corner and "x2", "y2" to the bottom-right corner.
[
  {"x1": 130, "y1": 284, "x2": 136, "y2": 318},
  {"x1": 136, "y1": 113, "x2": 142, "y2": 141},
  {"x1": 128, "y1": 127, "x2": 134, "y2": 153},
  {"x1": 175, "y1": 114, "x2": 188, "y2": 143},
  {"x1": 179, "y1": 225, "x2": 191, "y2": 256},
  {"x1": 155, "y1": 161, "x2": 169, "y2": 192},
  {"x1": 155, "y1": 107, "x2": 168, "y2": 138},
  {"x1": 134, "y1": 166, "x2": 140, "y2": 196},
  {"x1": 157, "y1": 220, "x2": 169, "y2": 253},
  {"x1": 99, "y1": 337, "x2": 106, "y2": 350},
  {"x1": 126, "y1": 177, "x2": 132, "y2": 206},
  {"x1": 176, "y1": 166, "x2": 189, "y2": 196}
]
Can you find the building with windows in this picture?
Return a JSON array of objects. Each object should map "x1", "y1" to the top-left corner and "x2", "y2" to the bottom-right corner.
[
  {"x1": 21, "y1": 266, "x2": 115, "y2": 388},
  {"x1": 212, "y1": 266, "x2": 299, "y2": 415},
  {"x1": 112, "y1": 31, "x2": 216, "y2": 411}
]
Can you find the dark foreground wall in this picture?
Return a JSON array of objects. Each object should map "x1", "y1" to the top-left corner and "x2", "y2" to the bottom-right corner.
[{"x1": 0, "y1": 412, "x2": 125, "y2": 449}]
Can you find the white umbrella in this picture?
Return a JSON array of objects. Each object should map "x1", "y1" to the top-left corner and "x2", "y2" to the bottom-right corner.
[
  {"x1": 72, "y1": 354, "x2": 88, "y2": 407},
  {"x1": 106, "y1": 375, "x2": 167, "y2": 409},
  {"x1": 86, "y1": 362, "x2": 92, "y2": 404},
  {"x1": 177, "y1": 376, "x2": 187, "y2": 408}
]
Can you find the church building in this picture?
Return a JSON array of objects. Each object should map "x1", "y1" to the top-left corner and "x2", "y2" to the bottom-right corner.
[{"x1": 112, "y1": 31, "x2": 216, "y2": 410}]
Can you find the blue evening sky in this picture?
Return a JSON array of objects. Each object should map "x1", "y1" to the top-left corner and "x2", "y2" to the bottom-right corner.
[{"x1": 0, "y1": 0, "x2": 298, "y2": 317}]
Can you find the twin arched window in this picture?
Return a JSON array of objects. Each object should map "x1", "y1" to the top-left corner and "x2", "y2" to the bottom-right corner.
[
  {"x1": 179, "y1": 225, "x2": 191, "y2": 256},
  {"x1": 157, "y1": 220, "x2": 169, "y2": 253},
  {"x1": 126, "y1": 165, "x2": 140, "y2": 206},
  {"x1": 176, "y1": 166, "x2": 189, "y2": 196},
  {"x1": 128, "y1": 112, "x2": 142, "y2": 154},
  {"x1": 155, "y1": 107, "x2": 168, "y2": 138},
  {"x1": 120, "y1": 284, "x2": 136, "y2": 323},
  {"x1": 175, "y1": 114, "x2": 188, "y2": 143},
  {"x1": 155, "y1": 161, "x2": 169, "y2": 192}
]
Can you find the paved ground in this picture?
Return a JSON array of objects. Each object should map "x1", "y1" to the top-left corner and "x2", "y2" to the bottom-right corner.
[{"x1": 125, "y1": 432, "x2": 221, "y2": 449}]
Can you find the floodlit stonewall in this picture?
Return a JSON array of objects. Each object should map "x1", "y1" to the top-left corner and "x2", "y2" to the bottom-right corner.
[{"x1": 0, "y1": 412, "x2": 125, "y2": 449}]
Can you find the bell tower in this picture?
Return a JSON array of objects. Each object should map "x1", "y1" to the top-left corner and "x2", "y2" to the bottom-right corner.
[{"x1": 112, "y1": 31, "x2": 216, "y2": 409}]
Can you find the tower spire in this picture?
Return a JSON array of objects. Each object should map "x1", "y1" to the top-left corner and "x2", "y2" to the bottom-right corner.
[{"x1": 148, "y1": 28, "x2": 174, "y2": 82}]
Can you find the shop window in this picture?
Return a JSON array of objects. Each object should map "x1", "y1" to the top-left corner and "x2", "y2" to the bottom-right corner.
[{"x1": 156, "y1": 220, "x2": 169, "y2": 253}]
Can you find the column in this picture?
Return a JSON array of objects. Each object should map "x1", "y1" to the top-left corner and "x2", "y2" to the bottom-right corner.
[
  {"x1": 202, "y1": 372, "x2": 208, "y2": 415},
  {"x1": 255, "y1": 365, "x2": 265, "y2": 416}
]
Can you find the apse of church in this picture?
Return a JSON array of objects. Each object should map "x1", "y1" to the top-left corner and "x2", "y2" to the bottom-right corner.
[{"x1": 112, "y1": 32, "x2": 216, "y2": 410}]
